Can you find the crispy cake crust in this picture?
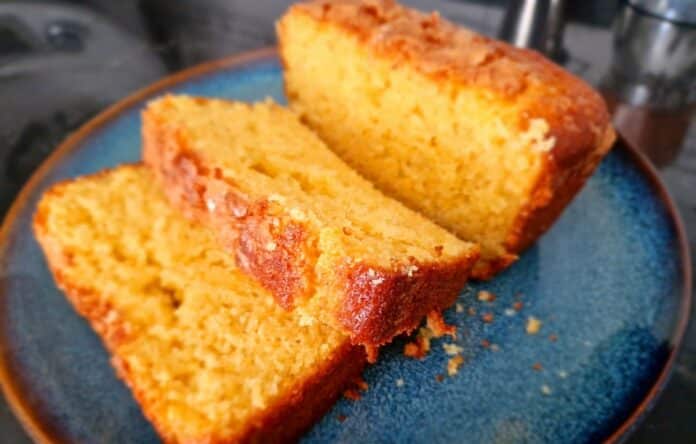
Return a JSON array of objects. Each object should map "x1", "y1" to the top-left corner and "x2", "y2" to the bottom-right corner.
[
  {"x1": 504, "y1": 128, "x2": 616, "y2": 254},
  {"x1": 338, "y1": 260, "x2": 472, "y2": 346},
  {"x1": 33, "y1": 170, "x2": 367, "y2": 444},
  {"x1": 142, "y1": 99, "x2": 478, "y2": 349},
  {"x1": 289, "y1": 0, "x2": 614, "y2": 167},
  {"x1": 282, "y1": 0, "x2": 616, "y2": 279}
]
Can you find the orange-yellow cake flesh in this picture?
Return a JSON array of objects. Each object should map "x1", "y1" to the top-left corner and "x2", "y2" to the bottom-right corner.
[
  {"x1": 142, "y1": 95, "x2": 479, "y2": 351},
  {"x1": 33, "y1": 166, "x2": 365, "y2": 443},
  {"x1": 278, "y1": 0, "x2": 615, "y2": 278}
]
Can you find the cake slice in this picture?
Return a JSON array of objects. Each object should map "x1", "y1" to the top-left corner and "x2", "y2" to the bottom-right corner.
[
  {"x1": 33, "y1": 166, "x2": 365, "y2": 444},
  {"x1": 278, "y1": 0, "x2": 616, "y2": 278},
  {"x1": 142, "y1": 95, "x2": 479, "y2": 355}
]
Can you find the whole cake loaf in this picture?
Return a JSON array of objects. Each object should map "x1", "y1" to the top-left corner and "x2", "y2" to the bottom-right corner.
[
  {"x1": 33, "y1": 166, "x2": 365, "y2": 443},
  {"x1": 278, "y1": 0, "x2": 616, "y2": 278},
  {"x1": 142, "y1": 95, "x2": 479, "y2": 355}
]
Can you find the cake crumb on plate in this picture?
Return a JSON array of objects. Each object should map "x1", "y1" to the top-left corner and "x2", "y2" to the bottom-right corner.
[
  {"x1": 477, "y1": 290, "x2": 495, "y2": 302},
  {"x1": 354, "y1": 377, "x2": 368, "y2": 392},
  {"x1": 447, "y1": 355, "x2": 465, "y2": 376},
  {"x1": 403, "y1": 327, "x2": 434, "y2": 359},
  {"x1": 526, "y1": 316, "x2": 542, "y2": 334},
  {"x1": 442, "y1": 343, "x2": 464, "y2": 356},
  {"x1": 344, "y1": 389, "x2": 361, "y2": 401}
]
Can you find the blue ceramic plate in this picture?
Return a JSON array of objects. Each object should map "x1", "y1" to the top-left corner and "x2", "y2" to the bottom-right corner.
[{"x1": 0, "y1": 49, "x2": 691, "y2": 444}]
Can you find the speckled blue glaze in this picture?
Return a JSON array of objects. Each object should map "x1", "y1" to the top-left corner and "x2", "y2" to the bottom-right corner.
[{"x1": 0, "y1": 55, "x2": 688, "y2": 444}]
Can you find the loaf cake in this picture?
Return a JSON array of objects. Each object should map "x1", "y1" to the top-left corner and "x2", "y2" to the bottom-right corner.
[
  {"x1": 33, "y1": 166, "x2": 366, "y2": 443},
  {"x1": 142, "y1": 95, "x2": 479, "y2": 355},
  {"x1": 278, "y1": 0, "x2": 616, "y2": 278}
]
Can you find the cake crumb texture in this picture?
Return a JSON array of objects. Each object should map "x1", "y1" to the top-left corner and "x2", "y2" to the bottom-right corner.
[
  {"x1": 278, "y1": 0, "x2": 615, "y2": 277},
  {"x1": 142, "y1": 95, "x2": 479, "y2": 349},
  {"x1": 33, "y1": 166, "x2": 365, "y2": 444}
]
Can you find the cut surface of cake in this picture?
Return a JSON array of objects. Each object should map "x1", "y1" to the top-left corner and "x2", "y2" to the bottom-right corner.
[
  {"x1": 33, "y1": 166, "x2": 365, "y2": 444},
  {"x1": 278, "y1": 0, "x2": 616, "y2": 278},
  {"x1": 142, "y1": 95, "x2": 479, "y2": 352}
]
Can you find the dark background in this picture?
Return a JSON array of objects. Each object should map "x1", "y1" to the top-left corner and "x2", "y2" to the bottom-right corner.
[{"x1": 1, "y1": 0, "x2": 694, "y2": 442}]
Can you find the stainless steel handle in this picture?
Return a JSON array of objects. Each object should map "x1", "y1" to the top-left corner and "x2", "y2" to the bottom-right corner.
[{"x1": 498, "y1": 0, "x2": 566, "y2": 59}]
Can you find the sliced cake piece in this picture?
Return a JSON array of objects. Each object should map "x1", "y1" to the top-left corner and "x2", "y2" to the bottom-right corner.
[
  {"x1": 142, "y1": 95, "x2": 479, "y2": 354},
  {"x1": 33, "y1": 166, "x2": 365, "y2": 444},
  {"x1": 278, "y1": 0, "x2": 616, "y2": 278}
]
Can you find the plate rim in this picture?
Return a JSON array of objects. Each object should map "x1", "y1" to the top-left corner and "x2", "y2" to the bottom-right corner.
[{"x1": 0, "y1": 47, "x2": 691, "y2": 444}]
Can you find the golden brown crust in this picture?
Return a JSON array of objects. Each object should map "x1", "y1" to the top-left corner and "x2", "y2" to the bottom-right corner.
[
  {"x1": 112, "y1": 334, "x2": 365, "y2": 444},
  {"x1": 338, "y1": 259, "x2": 472, "y2": 346},
  {"x1": 141, "y1": 109, "x2": 317, "y2": 310},
  {"x1": 33, "y1": 182, "x2": 133, "y2": 350},
  {"x1": 468, "y1": 131, "x2": 613, "y2": 280},
  {"x1": 284, "y1": 0, "x2": 616, "y2": 279},
  {"x1": 142, "y1": 98, "x2": 479, "y2": 347},
  {"x1": 33, "y1": 173, "x2": 367, "y2": 444},
  {"x1": 471, "y1": 127, "x2": 614, "y2": 280},
  {"x1": 504, "y1": 128, "x2": 616, "y2": 254},
  {"x1": 236, "y1": 342, "x2": 365, "y2": 443},
  {"x1": 470, "y1": 254, "x2": 518, "y2": 281},
  {"x1": 289, "y1": 0, "x2": 614, "y2": 168},
  {"x1": 34, "y1": 182, "x2": 182, "y2": 443}
]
